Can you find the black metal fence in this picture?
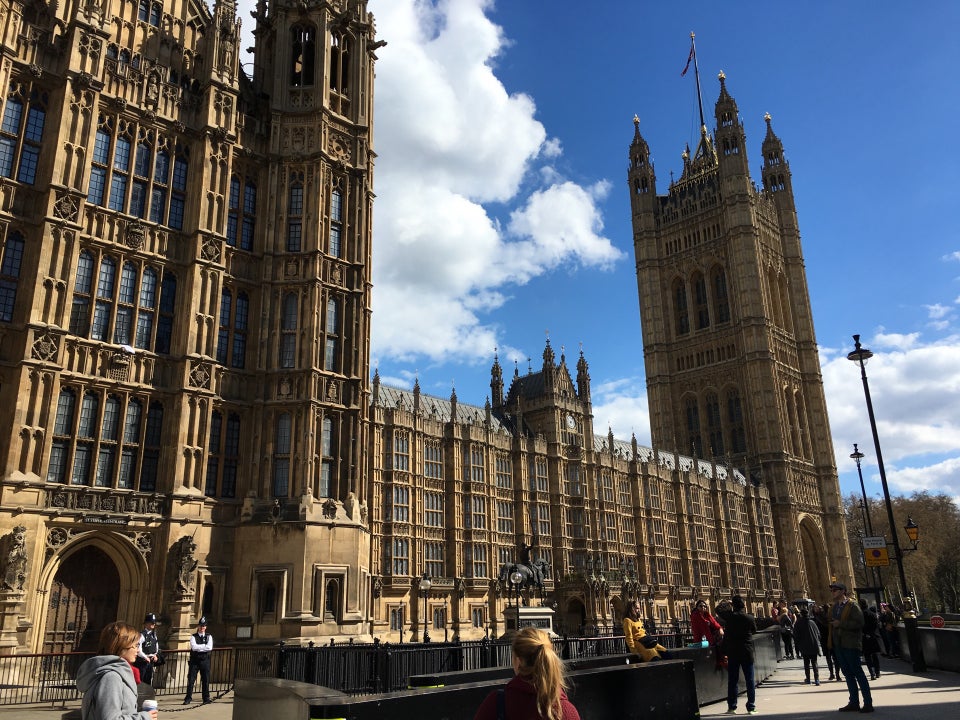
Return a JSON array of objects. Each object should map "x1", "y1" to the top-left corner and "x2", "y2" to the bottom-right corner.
[{"x1": 0, "y1": 630, "x2": 685, "y2": 706}]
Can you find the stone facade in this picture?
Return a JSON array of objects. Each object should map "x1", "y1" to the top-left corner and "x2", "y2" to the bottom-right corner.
[
  {"x1": 367, "y1": 346, "x2": 783, "y2": 642},
  {"x1": 0, "y1": 0, "x2": 378, "y2": 652},
  {"x1": 627, "y1": 73, "x2": 854, "y2": 602},
  {"x1": 0, "y1": 1, "x2": 849, "y2": 654}
]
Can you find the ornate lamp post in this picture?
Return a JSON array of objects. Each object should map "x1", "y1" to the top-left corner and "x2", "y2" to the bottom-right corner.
[
  {"x1": 419, "y1": 573, "x2": 432, "y2": 643},
  {"x1": 847, "y1": 335, "x2": 925, "y2": 671}
]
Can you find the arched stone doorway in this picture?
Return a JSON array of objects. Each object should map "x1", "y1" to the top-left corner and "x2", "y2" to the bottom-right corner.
[
  {"x1": 36, "y1": 530, "x2": 150, "y2": 653},
  {"x1": 798, "y1": 516, "x2": 830, "y2": 601},
  {"x1": 563, "y1": 597, "x2": 586, "y2": 635},
  {"x1": 44, "y1": 545, "x2": 120, "y2": 653}
]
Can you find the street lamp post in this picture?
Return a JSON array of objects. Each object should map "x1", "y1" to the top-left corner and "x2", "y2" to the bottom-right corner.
[
  {"x1": 419, "y1": 573, "x2": 432, "y2": 643},
  {"x1": 847, "y1": 334, "x2": 926, "y2": 671}
]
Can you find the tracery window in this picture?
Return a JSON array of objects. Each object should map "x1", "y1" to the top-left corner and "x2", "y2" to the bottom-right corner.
[
  {"x1": 287, "y1": 175, "x2": 303, "y2": 252},
  {"x1": 216, "y1": 289, "x2": 248, "y2": 368},
  {"x1": 328, "y1": 33, "x2": 352, "y2": 113},
  {"x1": 0, "y1": 82, "x2": 46, "y2": 185},
  {"x1": 712, "y1": 265, "x2": 730, "y2": 323},
  {"x1": 423, "y1": 441, "x2": 443, "y2": 480},
  {"x1": 685, "y1": 396, "x2": 702, "y2": 457},
  {"x1": 323, "y1": 297, "x2": 338, "y2": 371},
  {"x1": 329, "y1": 187, "x2": 342, "y2": 257},
  {"x1": 290, "y1": 25, "x2": 316, "y2": 87},
  {"x1": 68, "y1": 250, "x2": 177, "y2": 353},
  {"x1": 320, "y1": 416, "x2": 334, "y2": 497},
  {"x1": 227, "y1": 175, "x2": 257, "y2": 250},
  {"x1": 424, "y1": 491, "x2": 444, "y2": 527},
  {"x1": 205, "y1": 410, "x2": 240, "y2": 498},
  {"x1": 272, "y1": 413, "x2": 292, "y2": 497},
  {"x1": 137, "y1": 0, "x2": 162, "y2": 26},
  {"x1": 693, "y1": 271, "x2": 710, "y2": 329},
  {"x1": 673, "y1": 278, "x2": 689, "y2": 336},
  {"x1": 279, "y1": 293, "x2": 297, "y2": 368},
  {"x1": 706, "y1": 392, "x2": 724, "y2": 456},
  {"x1": 0, "y1": 231, "x2": 25, "y2": 322},
  {"x1": 48, "y1": 390, "x2": 162, "y2": 491},
  {"x1": 87, "y1": 116, "x2": 188, "y2": 231}
]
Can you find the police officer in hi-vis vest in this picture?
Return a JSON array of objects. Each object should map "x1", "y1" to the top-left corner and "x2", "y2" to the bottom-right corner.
[
  {"x1": 135, "y1": 612, "x2": 162, "y2": 685},
  {"x1": 183, "y1": 616, "x2": 213, "y2": 704}
]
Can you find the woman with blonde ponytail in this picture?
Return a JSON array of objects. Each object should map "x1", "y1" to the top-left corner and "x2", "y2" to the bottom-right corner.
[{"x1": 474, "y1": 627, "x2": 580, "y2": 720}]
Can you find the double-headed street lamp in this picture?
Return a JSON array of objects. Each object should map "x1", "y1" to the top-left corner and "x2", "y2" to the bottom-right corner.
[
  {"x1": 847, "y1": 334, "x2": 925, "y2": 671},
  {"x1": 419, "y1": 573, "x2": 432, "y2": 643}
]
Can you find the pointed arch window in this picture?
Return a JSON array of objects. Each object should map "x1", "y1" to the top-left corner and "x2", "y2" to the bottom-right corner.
[
  {"x1": 272, "y1": 413, "x2": 292, "y2": 497},
  {"x1": 329, "y1": 187, "x2": 342, "y2": 258},
  {"x1": 324, "y1": 296, "x2": 338, "y2": 371},
  {"x1": 329, "y1": 32, "x2": 351, "y2": 114},
  {"x1": 227, "y1": 174, "x2": 256, "y2": 251},
  {"x1": 287, "y1": 176, "x2": 303, "y2": 252},
  {"x1": 320, "y1": 416, "x2": 334, "y2": 498},
  {"x1": 693, "y1": 271, "x2": 710, "y2": 330},
  {"x1": 206, "y1": 410, "x2": 240, "y2": 498},
  {"x1": 60, "y1": 393, "x2": 161, "y2": 490},
  {"x1": 0, "y1": 231, "x2": 25, "y2": 322},
  {"x1": 673, "y1": 278, "x2": 689, "y2": 336},
  {"x1": 712, "y1": 266, "x2": 730, "y2": 324},
  {"x1": 705, "y1": 392, "x2": 724, "y2": 457},
  {"x1": 290, "y1": 25, "x2": 316, "y2": 87},
  {"x1": 88, "y1": 116, "x2": 188, "y2": 231},
  {"x1": 217, "y1": 289, "x2": 248, "y2": 368},
  {"x1": 47, "y1": 389, "x2": 76, "y2": 483},
  {"x1": 726, "y1": 389, "x2": 746, "y2": 454},
  {"x1": 0, "y1": 82, "x2": 47, "y2": 185},
  {"x1": 69, "y1": 251, "x2": 175, "y2": 353},
  {"x1": 279, "y1": 293, "x2": 297, "y2": 368},
  {"x1": 118, "y1": 398, "x2": 142, "y2": 489},
  {"x1": 685, "y1": 396, "x2": 702, "y2": 458}
]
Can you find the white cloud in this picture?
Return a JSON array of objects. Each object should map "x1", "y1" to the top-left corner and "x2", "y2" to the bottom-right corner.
[
  {"x1": 590, "y1": 377, "x2": 651, "y2": 445},
  {"x1": 924, "y1": 303, "x2": 950, "y2": 320},
  {"x1": 943, "y1": 251, "x2": 960, "y2": 262},
  {"x1": 369, "y1": 0, "x2": 620, "y2": 364}
]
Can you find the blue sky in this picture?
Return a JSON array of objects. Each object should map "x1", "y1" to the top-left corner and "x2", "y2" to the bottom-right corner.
[{"x1": 244, "y1": 1, "x2": 960, "y2": 503}]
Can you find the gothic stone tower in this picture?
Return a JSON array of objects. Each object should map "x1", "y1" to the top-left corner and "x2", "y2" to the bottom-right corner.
[
  {"x1": 627, "y1": 73, "x2": 853, "y2": 600},
  {"x1": 0, "y1": 0, "x2": 379, "y2": 651}
]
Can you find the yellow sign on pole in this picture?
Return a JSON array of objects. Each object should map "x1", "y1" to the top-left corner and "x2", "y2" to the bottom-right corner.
[{"x1": 862, "y1": 536, "x2": 890, "y2": 567}]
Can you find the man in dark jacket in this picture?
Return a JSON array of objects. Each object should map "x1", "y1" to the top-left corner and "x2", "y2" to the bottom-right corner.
[
  {"x1": 828, "y1": 583, "x2": 873, "y2": 712},
  {"x1": 722, "y1": 595, "x2": 758, "y2": 715}
]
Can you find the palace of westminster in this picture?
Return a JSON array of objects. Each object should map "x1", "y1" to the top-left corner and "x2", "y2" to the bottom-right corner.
[{"x1": 0, "y1": 0, "x2": 852, "y2": 653}]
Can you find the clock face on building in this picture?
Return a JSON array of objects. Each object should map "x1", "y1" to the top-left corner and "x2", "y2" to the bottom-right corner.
[{"x1": 566, "y1": 414, "x2": 576, "y2": 429}]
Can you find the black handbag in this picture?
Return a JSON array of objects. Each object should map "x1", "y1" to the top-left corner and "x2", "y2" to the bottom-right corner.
[{"x1": 640, "y1": 635, "x2": 660, "y2": 649}]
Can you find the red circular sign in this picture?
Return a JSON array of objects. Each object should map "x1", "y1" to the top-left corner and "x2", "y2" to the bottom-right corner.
[{"x1": 930, "y1": 615, "x2": 945, "y2": 629}]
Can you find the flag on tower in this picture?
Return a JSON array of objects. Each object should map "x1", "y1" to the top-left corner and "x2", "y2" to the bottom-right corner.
[{"x1": 681, "y1": 37, "x2": 695, "y2": 76}]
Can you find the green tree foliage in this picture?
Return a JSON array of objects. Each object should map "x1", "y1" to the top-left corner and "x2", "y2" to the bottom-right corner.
[{"x1": 843, "y1": 490, "x2": 960, "y2": 613}]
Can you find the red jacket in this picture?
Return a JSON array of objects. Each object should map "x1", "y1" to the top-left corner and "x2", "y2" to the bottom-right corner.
[
  {"x1": 474, "y1": 674, "x2": 581, "y2": 720},
  {"x1": 691, "y1": 610, "x2": 722, "y2": 642}
]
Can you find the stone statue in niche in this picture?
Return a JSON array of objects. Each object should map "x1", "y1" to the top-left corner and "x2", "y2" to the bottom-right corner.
[
  {"x1": 1, "y1": 525, "x2": 28, "y2": 592},
  {"x1": 172, "y1": 536, "x2": 199, "y2": 595}
]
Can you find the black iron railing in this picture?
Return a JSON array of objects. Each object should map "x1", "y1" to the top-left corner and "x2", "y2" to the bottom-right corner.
[{"x1": 0, "y1": 630, "x2": 685, "y2": 706}]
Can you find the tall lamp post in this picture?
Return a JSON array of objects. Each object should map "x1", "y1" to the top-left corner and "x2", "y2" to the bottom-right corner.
[
  {"x1": 851, "y1": 444, "x2": 882, "y2": 595},
  {"x1": 847, "y1": 334, "x2": 925, "y2": 671},
  {"x1": 419, "y1": 573, "x2": 432, "y2": 643}
]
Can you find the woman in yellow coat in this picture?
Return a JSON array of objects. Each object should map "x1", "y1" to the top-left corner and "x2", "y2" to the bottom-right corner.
[{"x1": 623, "y1": 600, "x2": 668, "y2": 661}]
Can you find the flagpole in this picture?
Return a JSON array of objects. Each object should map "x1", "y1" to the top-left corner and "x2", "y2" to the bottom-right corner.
[{"x1": 690, "y1": 32, "x2": 706, "y2": 131}]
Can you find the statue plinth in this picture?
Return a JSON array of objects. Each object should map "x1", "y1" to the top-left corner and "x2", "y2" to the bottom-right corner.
[
  {"x1": 501, "y1": 606, "x2": 556, "y2": 639},
  {"x1": 0, "y1": 591, "x2": 26, "y2": 654}
]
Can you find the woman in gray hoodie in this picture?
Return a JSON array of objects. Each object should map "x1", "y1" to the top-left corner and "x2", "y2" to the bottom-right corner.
[{"x1": 76, "y1": 622, "x2": 157, "y2": 720}]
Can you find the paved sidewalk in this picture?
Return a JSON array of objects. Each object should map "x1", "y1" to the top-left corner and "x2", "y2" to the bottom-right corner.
[
  {"x1": 701, "y1": 656, "x2": 960, "y2": 718},
  {"x1": 4, "y1": 657, "x2": 958, "y2": 719}
]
